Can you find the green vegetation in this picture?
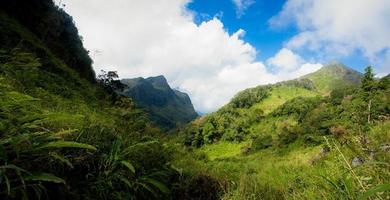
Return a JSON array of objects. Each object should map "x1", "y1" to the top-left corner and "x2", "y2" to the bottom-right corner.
[
  {"x1": 0, "y1": 46, "x2": 178, "y2": 199},
  {"x1": 1, "y1": 1, "x2": 389, "y2": 199}
]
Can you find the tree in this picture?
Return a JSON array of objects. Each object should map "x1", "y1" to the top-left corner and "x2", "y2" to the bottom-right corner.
[
  {"x1": 361, "y1": 66, "x2": 377, "y2": 123},
  {"x1": 361, "y1": 66, "x2": 375, "y2": 93},
  {"x1": 97, "y1": 70, "x2": 126, "y2": 91},
  {"x1": 98, "y1": 70, "x2": 119, "y2": 85}
]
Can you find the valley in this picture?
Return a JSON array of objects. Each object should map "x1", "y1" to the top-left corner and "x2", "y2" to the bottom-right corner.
[{"x1": 0, "y1": 0, "x2": 389, "y2": 200}]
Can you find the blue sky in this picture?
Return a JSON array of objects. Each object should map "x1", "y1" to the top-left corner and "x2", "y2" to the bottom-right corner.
[
  {"x1": 63, "y1": 0, "x2": 390, "y2": 112},
  {"x1": 188, "y1": 0, "x2": 370, "y2": 72},
  {"x1": 189, "y1": 0, "x2": 290, "y2": 59}
]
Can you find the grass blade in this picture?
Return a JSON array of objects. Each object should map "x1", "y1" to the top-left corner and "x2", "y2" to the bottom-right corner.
[
  {"x1": 359, "y1": 183, "x2": 390, "y2": 200},
  {"x1": 120, "y1": 160, "x2": 135, "y2": 174},
  {"x1": 37, "y1": 141, "x2": 97, "y2": 151},
  {"x1": 25, "y1": 172, "x2": 65, "y2": 184}
]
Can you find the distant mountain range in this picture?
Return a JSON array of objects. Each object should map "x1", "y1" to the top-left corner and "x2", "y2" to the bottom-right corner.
[{"x1": 120, "y1": 75, "x2": 198, "y2": 129}]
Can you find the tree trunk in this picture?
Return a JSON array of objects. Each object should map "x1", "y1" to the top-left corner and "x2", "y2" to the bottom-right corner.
[{"x1": 367, "y1": 99, "x2": 372, "y2": 123}]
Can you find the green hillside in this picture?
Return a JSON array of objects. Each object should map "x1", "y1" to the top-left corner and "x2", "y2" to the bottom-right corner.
[
  {"x1": 121, "y1": 76, "x2": 198, "y2": 129},
  {"x1": 177, "y1": 65, "x2": 389, "y2": 199}
]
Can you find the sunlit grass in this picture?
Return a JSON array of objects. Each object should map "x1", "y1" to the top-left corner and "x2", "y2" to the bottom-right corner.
[
  {"x1": 252, "y1": 86, "x2": 319, "y2": 114},
  {"x1": 200, "y1": 141, "x2": 250, "y2": 161}
]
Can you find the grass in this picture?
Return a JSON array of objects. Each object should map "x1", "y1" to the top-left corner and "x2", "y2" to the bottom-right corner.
[
  {"x1": 172, "y1": 141, "x2": 333, "y2": 199},
  {"x1": 200, "y1": 141, "x2": 250, "y2": 161},
  {"x1": 249, "y1": 116, "x2": 297, "y2": 137},
  {"x1": 174, "y1": 135, "x2": 390, "y2": 199}
]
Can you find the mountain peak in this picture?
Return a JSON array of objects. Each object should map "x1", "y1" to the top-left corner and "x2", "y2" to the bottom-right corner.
[
  {"x1": 302, "y1": 62, "x2": 362, "y2": 93},
  {"x1": 320, "y1": 61, "x2": 355, "y2": 72},
  {"x1": 146, "y1": 75, "x2": 170, "y2": 91},
  {"x1": 146, "y1": 75, "x2": 167, "y2": 82},
  {"x1": 120, "y1": 75, "x2": 197, "y2": 128}
]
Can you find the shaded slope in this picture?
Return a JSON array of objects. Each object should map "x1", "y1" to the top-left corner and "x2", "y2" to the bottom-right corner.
[
  {"x1": 121, "y1": 76, "x2": 198, "y2": 128},
  {"x1": 0, "y1": 0, "x2": 95, "y2": 82}
]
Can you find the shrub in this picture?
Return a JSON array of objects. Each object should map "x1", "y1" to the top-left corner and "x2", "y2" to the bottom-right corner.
[
  {"x1": 172, "y1": 173, "x2": 225, "y2": 200},
  {"x1": 252, "y1": 135, "x2": 273, "y2": 151},
  {"x1": 276, "y1": 126, "x2": 298, "y2": 147}
]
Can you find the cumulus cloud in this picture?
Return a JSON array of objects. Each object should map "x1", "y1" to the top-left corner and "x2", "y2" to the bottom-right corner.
[
  {"x1": 269, "y1": 0, "x2": 390, "y2": 74},
  {"x1": 61, "y1": 0, "x2": 321, "y2": 113},
  {"x1": 267, "y1": 48, "x2": 322, "y2": 80},
  {"x1": 232, "y1": 0, "x2": 255, "y2": 18}
]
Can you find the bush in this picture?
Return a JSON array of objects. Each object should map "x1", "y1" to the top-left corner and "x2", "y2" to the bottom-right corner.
[
  {"x1": 230, "y1": 86, "x2": 269, "y2": 108},
  {"x1": 276, "y1": 126, "x2": 298, "y2": 147},
  {"x1": 252, "y1": 135, "x2": 273, "y2": 151},
  {"x1": 172, "y1": 174, "x2": 225, "y2": 200},
  {"x1": 221, "y1": 129, "x2": 244, "y2": 142}
]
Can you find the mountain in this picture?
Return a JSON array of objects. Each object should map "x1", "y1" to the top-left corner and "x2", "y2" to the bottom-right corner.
[
  {"x1": 121, "y1": 75, "x2": 198, "y2": 128},
  {"x1": 301, "y1": 62, "x2": 362, "y2": 94}
]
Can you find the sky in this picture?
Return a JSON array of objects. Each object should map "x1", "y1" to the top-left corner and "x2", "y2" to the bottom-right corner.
[{"x1": 59, "y1": 0, "x2": 390, "y2": 113}]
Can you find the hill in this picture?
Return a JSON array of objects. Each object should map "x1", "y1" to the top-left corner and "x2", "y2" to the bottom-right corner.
[
  {"x1": 121, "y1": 76, "x2": 198, "y2": 129},
  {"x1": 176, "y1": 64, "x2": 389, "y2": 199}
]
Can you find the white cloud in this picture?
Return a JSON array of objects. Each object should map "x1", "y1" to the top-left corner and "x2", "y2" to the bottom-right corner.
[
  {"x1": 270, "y1": 0, "x2": 390, "y2": 75},
  {"x1": 267, "y1": 48, "x2": 322, "y2": 80},
  {"x1": 61, "y1": 0, "x2": 321, "y2": 113},
  {"x1": 232, "y1": 0, "x2": 255, "y2": 18}
]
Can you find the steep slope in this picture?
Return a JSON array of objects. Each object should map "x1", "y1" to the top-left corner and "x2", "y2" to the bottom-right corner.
[
  {"x1": 0, "y1": 0, "x2": 95, "y2": 82},
  {"x1": 121, "y1": 76, "x2": 198, "y2": 128},
  {"x1": 302, "y1": 62, "x2": 362, "y2": 94},
  {"x1": 0, "y1": 3, "x2": 185, "y2": 199}
]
